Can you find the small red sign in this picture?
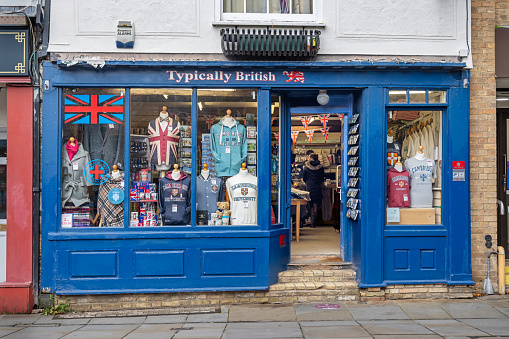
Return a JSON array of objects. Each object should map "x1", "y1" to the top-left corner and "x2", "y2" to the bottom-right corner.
[
  {"x1": 453, "y1": 161, "x2": 465, "y2": 169},
  {"x1": 280, "y1": 234, "x2": 287, "y2": 247}
]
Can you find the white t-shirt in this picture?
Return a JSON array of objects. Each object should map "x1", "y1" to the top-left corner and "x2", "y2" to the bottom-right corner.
[
  {"x1": 404, "y1": 156, "x2": 436, "y2": 208},
  {"x1": 226, "y1": 171, "x2": 257, "y2": 225}
]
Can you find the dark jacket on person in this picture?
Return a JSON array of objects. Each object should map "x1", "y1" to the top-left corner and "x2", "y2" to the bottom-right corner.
[{"x1": 303, "y1": 160, "x2": 324, "y2": 205}]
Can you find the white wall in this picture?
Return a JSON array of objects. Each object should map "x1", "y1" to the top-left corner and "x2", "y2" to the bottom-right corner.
[{"x1": 49, "y1": 0, "x2": 470, "y2": 60}]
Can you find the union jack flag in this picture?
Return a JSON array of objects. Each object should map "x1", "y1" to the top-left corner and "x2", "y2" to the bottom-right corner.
[
  {"x1": 273, "y1": 132, "x2": 279, "y2": 142},
  {"x1": 204, "y1": 115, "x2": 216, "y2": 129},
  {"x1": 321, "y1": 127, "x2": 330, "y2": 140},
  {"x1": 300, "y1": 116, "x2": 312, "y2": 130},
  {"x1": 64, "y1": 94, "x2": 124, "y2": 124},
  {"x1": 336, "y1": 114, "x2": 344, "y2": 119},
  {"x1": 305, "y1": 129, "x2": 314, "y2": 142},
  {"x1": 283, "y1": 71, "x2": 305, "y2": 83},
  {"x1": 290, "y1": 131, "x2": 299, "y2": 143},
  {"x1": 318, "y1": 114, "x2": 330, "y2": 128}
]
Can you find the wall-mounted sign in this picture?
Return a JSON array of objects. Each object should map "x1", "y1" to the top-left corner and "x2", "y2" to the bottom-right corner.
[
  {"x1": 0, "y1": 28, "x2": 29, "y2": 76},
  {"x1": 452, "y1": 161, "x2": 465, "y2": 182},
  {"x1": 116, "y1": 21, "x2": 134, "y2": 48}
]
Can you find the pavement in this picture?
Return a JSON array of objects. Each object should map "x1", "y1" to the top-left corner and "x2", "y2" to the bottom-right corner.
[{"x1": 0, "y1": 296, "x2": 509, "y2": 338}]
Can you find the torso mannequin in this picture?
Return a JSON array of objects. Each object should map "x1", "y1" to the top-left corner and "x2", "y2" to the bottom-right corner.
[
  {"x1": 238, "y1": 162, "x2": 248, "y2": 175},
  {"x1": 171, "y1": 164, "x2": 181, "y2": 181},
  {"x1": 159, "y1": 106, "x2": 169, "y2": 131},
  {"x1": 414, "y1": 145, "x2": 426, "y2": 160},
  {"x1": 148, "y1": 105, "x2": 180, "y2": 173},
  {"x1": 201, "y1": 163, "x2": 210, "y2": 180},
  {"x1": 111, "y1": 164, "x2": 121, "y2": 179},
  {"x1": 222, "y1": 109, "x2": 236, "y2": 128},
  {"x1": 394, "y1": 156, "x2": 403, "y2": 172}
]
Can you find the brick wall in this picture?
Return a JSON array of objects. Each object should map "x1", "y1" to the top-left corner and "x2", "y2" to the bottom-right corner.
[
  {"x1": 471, "y1": 0, "x2": 498, "y2": 289},
  {"x1": 496, "y1": 0, "x2": 509, "y2": 25}
]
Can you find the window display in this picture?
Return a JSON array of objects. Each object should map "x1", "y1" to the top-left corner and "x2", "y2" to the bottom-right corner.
[
  {"x1": 226, "y1": 163, "x2": 258, "y2": 225},
  {"x1": 61, "y1": 88, "x2": 125, "y2": 228},
  {"x1": 386, "y1": 110, "x2": 442, "y2": 225}
]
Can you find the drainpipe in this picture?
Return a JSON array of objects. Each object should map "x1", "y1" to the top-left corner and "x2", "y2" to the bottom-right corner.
[{"x1": 498, "y1": 246, "x2": 506, "y2": 295}]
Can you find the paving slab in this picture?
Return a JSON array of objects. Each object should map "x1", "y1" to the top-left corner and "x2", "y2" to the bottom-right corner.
[
  {"x1": 299, "y1": 320, "x2": 358, "y2": 327},
  {"x1": 145, "y1": 314, "x2": 187, "y2": 324},
  {"x1": 34, "y1": 315, "x2": 91, "y2": 325},
  {"x1": 181, "y1": 322, "x2": 226, "y2": 328},
  {"x1": 173, "y1": 324, "x2": 225, "y2": 339},
  {"x1": 373, "y1": 335, "x2": 442, "y2": 339},
  {"x1": 3, "y1": 325, "x2": 83, "y2": 339},
  {"x1": 222, "y1": 322, "x2": 302, "y2": 339},
  {"x1": 358, "y1": 320, "x2": 433, "y2": 335},
  {"x1": 87, "y1": 316, "x2": 146, "y2": 325},
  {"x1": 0, "y1": 327, "x2": 24, "y2": 337},
  {"x1": 417, "y1": 319, "x2": 490, "y2": 336},
  {"x1": 301, "y1": 324, "x2": 371, "y2": 338},
  {"x1": 458, "y1": 318, "x2": 509, "y2": 336},
  {"x1": 122, "y1": 324, "x2": 179, "y2": 339},
  {"x1": 480, "y1": 295, "x2": 509, "y2": 308},
  {"x1": 185, "y1": 312, "x2": 228, "y2": 323},
  {"x1": 495, "y1": 307, "x2": 509, "y2": 317},
  {"x1": 0, "y1": 314, "x2": 42, "y2": 325},
  {"x1": 59, "y1": 324, "x2": 140, "y2": 339},
  {"x1": 437, "y1": 300, "x2": 507, "y2": 319},
  {"x1": 295, "y1": 303, "x2": 354, "y2": 321},
  {"x1": 346, "y1": 301, "x2": 409, "y2": 320},
  {"x1": 228, "y1": 304, "x2": 297, "y2": 322},
  {"x1": 395, "y1": 300, "x2": 452, "y2": 320}
]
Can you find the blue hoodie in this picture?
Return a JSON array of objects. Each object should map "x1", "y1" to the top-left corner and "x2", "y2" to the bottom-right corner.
[
  {"x1": 158, "y1": 171, "x2": 191, "y2": 225},
  {"x1": 210, "y1": 118, "x2": 247, "y2": 177}
]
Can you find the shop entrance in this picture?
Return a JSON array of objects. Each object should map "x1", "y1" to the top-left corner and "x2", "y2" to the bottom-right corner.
[
  {"x1": 279, "y1": 91, "x2": 352, "y2": 263},
  {"x1": 497, "y1": 108, "x2": 509, "y2": 252}
]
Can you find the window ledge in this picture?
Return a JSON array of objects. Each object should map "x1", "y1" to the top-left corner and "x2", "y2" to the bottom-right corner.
[{"x1": 212, "y1": 21, "x2": 325, "y2": 27}]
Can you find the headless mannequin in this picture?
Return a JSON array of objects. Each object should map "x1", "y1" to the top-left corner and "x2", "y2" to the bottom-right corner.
[
  {"x1": 201, "y1": 163, "x2": 210, "y2": 180},
  {"x1": 222, "y1": 109, "x2": 236, "y2": 128},
  {"x1": 394, "y1": 156, "x2": 403, "y2": 172},
  {"x1": 154, "y1": 106, "x2": 172, "y2": 174},
  {"x1": 93, "y1": 165, "x2": 121, "y2": 227},
  {"x1": 111, "y1": 164, "x2": 121, "y2": 179},
  {"x1": 414, "y1": 145, "x2": 425, "y2": 161},
  {"x1": 70, "y1": 137, "x2": 76, "y2": 146},
  {"x1": 171, "y1": 164, "x2": 181, "y2": 181},
  {"x1": 238, "y1": 162, "x2": 248, "y2": 175},
  {"x1": 387, "y1": 130, "x2": 394, "y2": 144}
]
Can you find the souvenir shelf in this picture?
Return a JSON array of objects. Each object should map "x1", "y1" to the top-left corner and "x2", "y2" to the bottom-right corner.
[{"x1": 346, "y1": 113, "x2": 360, "y2": 221}]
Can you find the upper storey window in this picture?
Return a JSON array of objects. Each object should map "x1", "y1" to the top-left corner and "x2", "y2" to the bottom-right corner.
[{"x1": 217, "y1": 0, "x2": 320, "y2": 24}]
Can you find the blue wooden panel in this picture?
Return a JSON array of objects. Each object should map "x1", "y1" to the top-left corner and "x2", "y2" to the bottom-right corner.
[
  {"x1": 394, "y1": 250, "x2": 409, "y2": 270},
  {"x1": 420, "y1": 250, "x2": 435, "y2": 270},
  {"x1": 133, "y1": 250, "x2": 185, "y2": 277},
  {"x1": 384, "y1": 237, "x2": 445, "y2": 282},
  {"x1": 70, "y1": 251, "x2": 117, "y2": 278},
  {"x1": 201, "y1": 249, "x2": 255, "y2": 276}
]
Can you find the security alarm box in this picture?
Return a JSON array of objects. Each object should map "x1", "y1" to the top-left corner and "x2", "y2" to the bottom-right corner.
[{"x1": 116, "y1": 20, "x2": 134, "y2": 48}]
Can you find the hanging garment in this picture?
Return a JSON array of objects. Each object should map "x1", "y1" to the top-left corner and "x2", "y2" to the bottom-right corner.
[
  {"x1": 404, "y1": 157, "x2": 436, "y2": 208},
  {"x1": 196, "y1": 175, "x2": 225, "y2": 219},
  {"x1": 321, "y1": 187, "x2": 332, "y2": 221},
  {"x1": 148, "y1": 117, "x2": 180, "y2": 167},
  {"x1": 97, "y1": 172, "x2": 125, "y2": 227},
  {"x1": 226, "y1": 171, "x2": 257, "y2": 225},
  {"x1": 303, "y1": 160, "x2": 325, "y2": 206},
  {"x1": 159, "y1": 171, "x2": 191, "y2": 225},
  {"x1": 387, "y1": 167, "x2": 411, "y2": 208},
  {"x1": 83, "y1": 124, "x2": 124, "y2": 170},
  {"x1": 62, "y1": 142, "x2": 93, "y2": 207},
  {"x1": 210, "y1": 118, "x2": 247, "y2": 177},
  {"x1": 387, "y1": 141, "x2": 402, "y2": 168}
]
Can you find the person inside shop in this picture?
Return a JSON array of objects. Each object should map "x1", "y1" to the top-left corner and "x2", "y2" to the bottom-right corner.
[{"x1": 303, "y1": 153, "x2": 324, "y2": 228}]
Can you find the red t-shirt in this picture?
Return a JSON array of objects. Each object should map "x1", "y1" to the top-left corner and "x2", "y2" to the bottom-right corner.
[{"x1": 387, "y1": 168, "x2": 411, "y2": 208}]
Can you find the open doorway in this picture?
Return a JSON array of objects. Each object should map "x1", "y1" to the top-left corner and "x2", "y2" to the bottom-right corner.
[{"x1": 279, "y1": 91, "x2": 352, "y2": 264}]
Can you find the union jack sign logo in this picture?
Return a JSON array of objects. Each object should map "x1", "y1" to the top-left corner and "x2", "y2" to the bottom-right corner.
[
  {"x1": 300, "y1": 116, "x2": 312, "y2": 130},
  {"x1": 64, "y1": 94, "x2": 124, "y2": 124},
  {"x1": 283, "y1": 71, "x2": 305, "y2": 83},
  {"x1": 305, "y1": 129, "x2": 314, "y2": 142},
  {"x1": 290, "y1": 131, "x2": 299, "y2": 143},
  {"x1": 318, "y1": 114, "x2": 330, "y2": 128},
  {"x1": 204, "y1": 115, "x2": 216, "y2": 129},
  {"x1": 320, "y1": 127, "x2": 330, "y2": 140},
  {"x1": 241, "y1": 188, "x2": 248, "y2": 196}
]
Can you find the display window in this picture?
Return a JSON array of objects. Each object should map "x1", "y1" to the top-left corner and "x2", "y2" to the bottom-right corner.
[
  {"x1": 196, "y1": 89, "x2": 258, "y2": 226},
  {"x1": 271, "y1": 95, "x2": 281, "y2": 224},
  {"x1": 386, "y1": 109, "x2": 443, "y2": 225},
  {"x1": 61, "y1": 88, "x2": 126, "y2": 228}
]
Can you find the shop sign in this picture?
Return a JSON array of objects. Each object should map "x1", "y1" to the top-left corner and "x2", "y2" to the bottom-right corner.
[
  {"x1": 61, "y1": 213, "x2": 73, "y2": 228},
  {"x1": 85, "y1": 159, "x2": 111, "y2": 185},
  {"x1": 166, "y1": 70, "x2": 306, "y2": 84},
  {"x1": 0, "y1": 28, "x2": 29, "y2": 76},
  {"x1": 452, "y1": 161, "x2": 465, "y2": 182}
]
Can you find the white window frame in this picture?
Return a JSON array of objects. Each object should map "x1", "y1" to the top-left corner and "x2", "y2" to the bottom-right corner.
[{"x1": 214, "y1": 0, "x2": 322, "y2": 25}]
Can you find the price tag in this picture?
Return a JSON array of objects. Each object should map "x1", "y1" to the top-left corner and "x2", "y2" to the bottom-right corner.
[
  {"x1": 427, "y1": 160, "x2": 433, "y2": 167},
  {"x1": 211, "y1": 178, "x2": 217, "y2": 185},
  {"x1": 403, "y1": 194, "x2": 408, "y2": 202},
  {"x1": 72, "y1": 163, "x2": 79, "y2": 171},
  {"x1": 243, "y1": 200, "x2": 249, "y2": 208},
  {"x1": 225, "y1": 146, "x2": 231, "y2": 154},
  {"x1": 172, "y1": 204, "x2": 178, "y2": 213}
]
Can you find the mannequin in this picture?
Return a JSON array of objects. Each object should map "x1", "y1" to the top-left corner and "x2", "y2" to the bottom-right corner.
[
  {"x1": 414, "y1": 145, "x2": 426, "y2": 161},
  {"x1": 404, "y1": 145, "x2": 435, "y2": 208},
  {"x1": 111, "y1": 164, "x2": 121, "y2": 179},
  {"x1": 93, "y1": 165, "x2": 124, "y2": 227},
  {"x1": 148, "y1": 106, "x2": 181, "y2": 176},
  {"x1": 387, "y1": 129, "x2": 401, "y2": 169},
  {"x1": 210, "y1": 109, "x2": 247, "y2": 177},
  {"x1": 226, "y1": 163, "x2": 258, "y2": 225},
  {"x1": 387, "y1": 130, "x2": 394, "y2": 144},
  {"x1": 62, "y1": 136, "x2": 92, "y2": 207},
  {"x1": 394, "y1": 156, "x2": 403, "y2": 172},
  {"x1": 201, "y1": 163, "x2": 210, "y2": 180},
  {"x1": 171, "y1": 164, "x2": 181, "y2": 181}
]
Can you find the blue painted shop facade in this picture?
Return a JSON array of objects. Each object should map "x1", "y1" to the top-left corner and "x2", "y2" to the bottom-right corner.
[{"x1": 41, "y1": 61, "x2": 473, "y2": 295}]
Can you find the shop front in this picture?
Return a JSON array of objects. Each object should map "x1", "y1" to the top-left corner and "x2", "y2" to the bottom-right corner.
[{"x1": 41, "y1": 61, "x2": 473, "y2": 296}]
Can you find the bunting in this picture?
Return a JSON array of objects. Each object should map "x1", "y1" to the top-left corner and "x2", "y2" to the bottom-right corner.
[
  {"x1": 271, "y1": 117, "x2": 275, "y2": 126},
  {"x1": 273, "y1": 132, "x2": 279, "y2": 141},
  {"x1": 318, "y1": 114, "x2": 330, "y2": 128},
  {"x1": 300, "y1": 116, "x2": 312, "y2": 130},
  {"x1": 204, "y1": 115, "x2": 216, "y2": 129},
  {"x1": 336, "y1": 114, "x2": 344, "y2": 119},
  {"x1": 321, "y1": 127, "x2": 330, "y2": 140},
  {"x1": 290, "y1": 131, "x2": 299, "y2": 143},
  {"x1": 305, "y1": 129, "x2": 314, "y2": 142}
]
